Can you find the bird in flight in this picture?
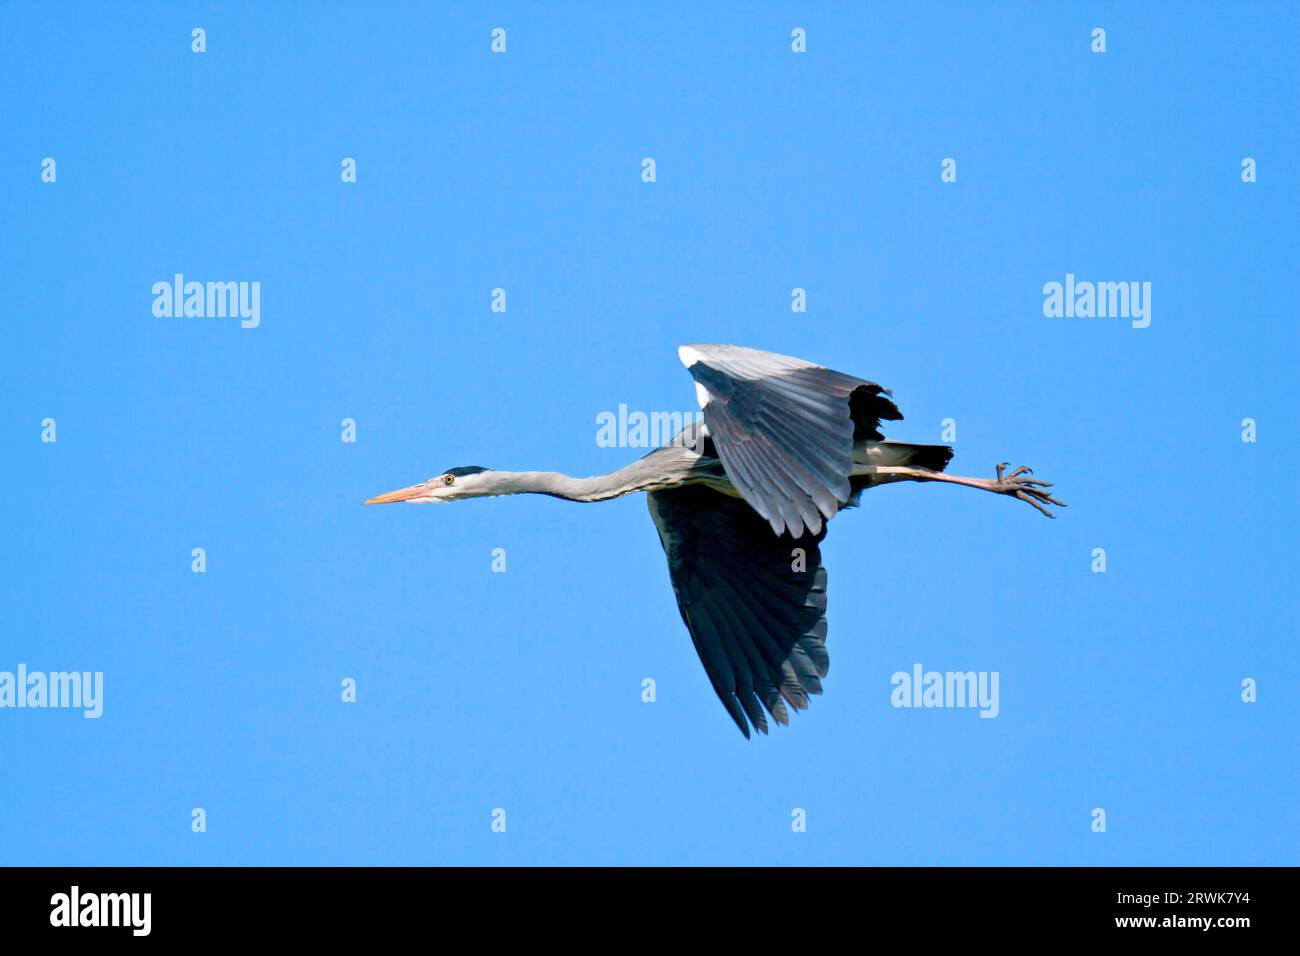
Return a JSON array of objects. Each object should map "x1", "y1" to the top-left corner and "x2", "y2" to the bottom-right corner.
[{"x1": 366, "y1": 344, "x2": 1064, "y2": 737}]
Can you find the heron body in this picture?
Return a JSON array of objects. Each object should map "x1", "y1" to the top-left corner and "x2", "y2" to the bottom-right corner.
[{"x1": 367, "y1": 344, "x2": 1063, "y2": 738}]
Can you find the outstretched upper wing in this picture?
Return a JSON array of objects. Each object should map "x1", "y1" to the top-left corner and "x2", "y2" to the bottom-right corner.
[
  {"x1": 678, "y1": 344, "x2": 901, "y2": 537},
  {"x1": 647, "y1": 483, "x2": 830, "y2": 738}
]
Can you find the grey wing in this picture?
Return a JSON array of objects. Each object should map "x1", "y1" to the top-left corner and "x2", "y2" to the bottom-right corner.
[
  {"x1": 678, "y1": 344, "x2": 901, "y2": 537},
  {"x1": 647, "y1": 483, "x2": 830, "y2": 738}
]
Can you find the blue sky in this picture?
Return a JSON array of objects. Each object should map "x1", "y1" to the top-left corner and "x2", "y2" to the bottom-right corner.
[{"x1": 2, "y1": 2, "x2": 1296, "y2": 865}]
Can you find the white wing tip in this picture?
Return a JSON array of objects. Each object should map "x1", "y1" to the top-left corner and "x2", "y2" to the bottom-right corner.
[{"x1": 677, "y1": 344, "x2": 705, "y2": 368}]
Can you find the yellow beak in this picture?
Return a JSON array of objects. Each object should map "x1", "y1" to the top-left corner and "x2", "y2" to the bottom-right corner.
[{"x1": 364, "y1": 483, "x2": 427, "y2": 505}]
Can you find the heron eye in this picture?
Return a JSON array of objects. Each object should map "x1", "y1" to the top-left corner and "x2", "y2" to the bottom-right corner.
[{"x1": 442, "y1": 474, "x2": 455, "y2": 486}]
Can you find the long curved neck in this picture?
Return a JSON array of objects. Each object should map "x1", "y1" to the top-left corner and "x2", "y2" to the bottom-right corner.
[{"x1": 486, "y1": 461, "x2": 673, "y2": 503}]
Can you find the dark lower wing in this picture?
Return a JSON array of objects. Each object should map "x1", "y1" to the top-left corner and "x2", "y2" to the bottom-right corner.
[{"x1": 647, "y1": 484, "x2": 831, "y2": 738}]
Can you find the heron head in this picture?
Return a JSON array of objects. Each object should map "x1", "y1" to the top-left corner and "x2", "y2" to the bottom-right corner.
[{"x1": 365, "y1": 465, "x2": 495, "y2": 504}]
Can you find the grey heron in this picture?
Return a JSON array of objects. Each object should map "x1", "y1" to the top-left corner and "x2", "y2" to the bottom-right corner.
[{"x1": 366, "y1": 344, "x2": 1064, "y2": 737}]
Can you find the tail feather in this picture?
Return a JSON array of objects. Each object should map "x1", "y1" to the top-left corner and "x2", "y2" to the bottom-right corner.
[
  {"x1": 888, "y1": 441, "x2": 954, "y2": 472},
  {"x1": 842, "y1": 441, "x2": 955, "y2": 510},
  {"x1": 854, "y1": 440, "x2": 954, "y2": 472}
]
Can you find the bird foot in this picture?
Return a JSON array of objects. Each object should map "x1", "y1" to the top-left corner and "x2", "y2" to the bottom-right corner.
[{"x1": 991, "y1": 462, "x2": 1066, "y2": 518}]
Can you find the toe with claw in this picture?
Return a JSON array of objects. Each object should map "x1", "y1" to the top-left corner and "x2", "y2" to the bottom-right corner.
[{"x1": 991, "y1": 463, "x2": 1066, "y2": 518}]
